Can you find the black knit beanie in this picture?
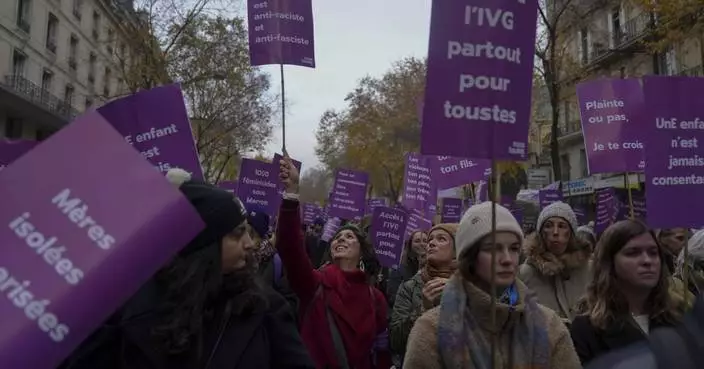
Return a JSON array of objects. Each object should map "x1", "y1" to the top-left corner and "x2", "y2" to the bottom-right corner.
[{"x1": 167, "y1": 169, "x2": 247, "y2": 255}]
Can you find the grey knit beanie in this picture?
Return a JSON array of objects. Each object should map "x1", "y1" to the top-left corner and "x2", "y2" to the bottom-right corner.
[
  {"x1": 537, "y1": 201, "x2": 578, "y2": 233},
  {"x1": 455, "y1": 202, "x2": 524, "y2": 259}
]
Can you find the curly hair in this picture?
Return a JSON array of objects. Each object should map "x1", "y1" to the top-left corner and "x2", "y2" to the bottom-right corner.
[{"x1": 580, "y1": 219, "x2": 684, "y2": 330}]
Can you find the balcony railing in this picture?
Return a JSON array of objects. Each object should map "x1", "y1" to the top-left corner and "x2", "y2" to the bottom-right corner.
[
  {"x1": 613, "y1": 12, "x2": 653, "y2": 47},
  {"x1": 679, "y1": 65, "x2": 704, "y2": 77},
  {"x1": 2, "y1": 75, "x2": 79, "y2": 121}
]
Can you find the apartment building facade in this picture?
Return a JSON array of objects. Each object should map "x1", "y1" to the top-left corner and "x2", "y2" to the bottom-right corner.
[
  {"x1": 0, "y1": 0, "x2": 135, "y2": 141},
  {"x1": 553, "y1": 0, "x2": 703, "y2": 194}
]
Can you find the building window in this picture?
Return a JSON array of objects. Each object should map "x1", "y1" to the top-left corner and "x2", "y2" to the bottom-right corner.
[
  {"x1": 12, "y1": 49, "x2": 26, "y2": 77},
  {"x1": 611, "y1": 7, "x2": 621, "y2": 45},
  {"x1": 579, "y1": 149, "x2": 589, "y2": 177},
  {"x1": 5, "y1": 118, "x2": 23, "y2": 139},
  {"x1": 560, "y1": 154, "x2": 571, "y2": 181},
  {"x1": 41, "y1": 70, "x2": 53, "y2": 91},
  {"x1": 16, "y1": 0, "x2": 31, "y2": 33},
  {"x1": 92, "y1": 11, "x2": 100, "y2": 40},
  {"x1": 68, "y1": 35, "x2": 79, "y2": 71},
  {"x1": 85, "y1": 97, "x2": 93, "y2": 110},
  {"x1": 64, "y1": 85, "x2": 74, "y2": 106},
  {"x1": 46, "y1": 13, "x2": 58, "y2": 53},
  {"x1": 580, "y1": 28, "x2": 589, "y2": 64},
  {"x1": 88, "y1": 53, "x2": 97, "y2": 83},
  {"x1": 72, "y1": 0, "x2": 82, "y2": 20},
  {"x1": 36, "y1": 128, "x2": 54, "y2": 141},
  {"x1": 106, "y1": 28, "x2": 114, "y2": 54},
  {"x1": 103, "y1": 67, "x2": 111, "y2": 97}
]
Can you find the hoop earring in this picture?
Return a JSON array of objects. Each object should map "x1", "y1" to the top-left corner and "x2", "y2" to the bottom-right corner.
[{"x1": 358, "y1": 259, "x2": 365, "y2": 272}]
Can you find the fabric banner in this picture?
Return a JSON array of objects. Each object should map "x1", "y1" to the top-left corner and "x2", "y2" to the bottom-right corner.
[
  {"x1": 577, "y1": 78, "x2": 646, "y2": 174},
  {"x1": 98, "y1": 84, "x2": 203, "y2": 179},
  {"x1": 643, "y1": 76, "x2": 704, "y2": 228},
  {"x1": 595, "y1": 187, "x2": 619, "y2": 234},
  {"x1": 218, "y1": 180, "x2": 239, "y2": 194},
  {"x1": 402, "y1": 153, "x2": 436, "y2": 215},
  {"x1": 405, "y1": 212, "x2": 432, "y2": 240},
  {"x1": 0, "y1": 139, "x2": 37, "y2": 171},
  {"x1": 421, "y1": 0, "x2": 538, "y2": 160},
  {"x1": 538, "y1": 189, "x2": 563, "y2": 209},
  {"x1": 370, "y1": 207, "x2": 408, "y2": 268},
  {"x1": 320, "y1": 217, "x2": 341, "y2": 242},
  {"x1": 441, "y1": 198, "x2": 463, "y2": 223},
  {"x1": 432, "y1": 156, "x2": 492, "y2": 190},
  {"x1": 328, "y1": 169, "x2": 368, "y2": 220},
  {"x1": 237, "y1": 159, "x2": 279, "y2": 216},
  {"x1": 247, "y1": 0, "x2": 315, "y2": 67},
  {"x1": 0, "y1": 112, "x2": 204, "y2": 369}
]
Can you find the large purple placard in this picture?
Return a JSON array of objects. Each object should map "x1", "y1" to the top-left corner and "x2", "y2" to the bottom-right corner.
[
  {"x1": 577, "y1": 79, "x2": 646, "y2": 174},
  {"x1": 402, "y1": 153, "x2": 436, "y2": 214},
  {"x1": 432, "y1": 156, "x2": 492, "y2": 190},
  {"x1": 595, "y1": 187, "x2": 618, "y2": 234},
  {"x1": 441, "y1": 198, "x2": 462, "y2": 223},
  {"x1": 405, "y1": 212, "x2": 432, "y2": 240},
  {"x1": 0, "y1": 112, "x2": 204, "y2": 369},
  {"x1": 328, "y1": 169, "x2": 368, "y2": 220},
  {"x1": 302, "y1": 203, "x2": 322, "y2": 225},
  {"x1": 421, "y1": 0, "x2": 538, "y2": 160},
  {"x1": 366, "y1": 197, "x2": 388, "y2": 215},
  {"x1": 538, "y1": 189, "x2": 563, "y2": 209},
  {"x1": 320, "y1": 217, "x2": 341, "y2": 242},
  {"x1": 0, "y1": 139, "x2": 37, "y2": 170},
  {"x1": 370, "y1": 207, "x2": 408, "y2": 268},
  {"x1": 643, "y1": 76, "x2": 704, "y2": 228},
  {"x1": 247, "y1": 0, "x2": 315, "y2": 68},
  {"x1": 98, "y1": 84, "x2": 203, "y2": 179},
  {"x1": 237, "y1": 159, "x2": 279, "y2": 216}
]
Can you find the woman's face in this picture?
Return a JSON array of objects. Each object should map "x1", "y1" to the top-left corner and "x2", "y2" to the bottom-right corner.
[
  {"x1": 221, "y1": 223, "x2": 255, "y2": 273},
  {"x1": 541, "y1": 217, "x2": 571, "y2": 255},
  {"x1": 331, "y1": 229, "x2": 361, "y2": 262},
  {"x1": 659, "y1": 228, "x2": 687, "y2": 255},
  {"x1": 426, "y1": 229, "x2": 454, "y2": 265},
  {"x1": 614, "y1": 232, "x2": 661, "y2": 290},
  {"x1": 411, "y1": 232, "x2": 428, "y2": 256},
  {"x1": 474, "y1": 232, "x2": 522, "y2": 289}
]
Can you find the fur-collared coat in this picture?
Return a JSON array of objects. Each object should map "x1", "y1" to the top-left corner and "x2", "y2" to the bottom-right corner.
[{"x1": 518, "y1": 233, "x2": 592, "y2": 321}]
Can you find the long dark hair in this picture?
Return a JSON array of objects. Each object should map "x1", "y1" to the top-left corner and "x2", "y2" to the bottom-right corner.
[{"x1": 402, "y1": 231, "x2": 424, "y2": 275}]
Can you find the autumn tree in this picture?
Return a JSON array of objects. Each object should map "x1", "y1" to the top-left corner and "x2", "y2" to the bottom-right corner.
[
  {"x1": 534, "y1": 0, "x2": 590, "y2": 181},
  {"x1": 315, "y1": 57, "x2": 426, "y2": 201},
  {"x1": 635, "y1": 0, "x2": 704, "y2": 61},
  {"x1": 299, "y1": 167, "x2": 333, "y2": 204}
]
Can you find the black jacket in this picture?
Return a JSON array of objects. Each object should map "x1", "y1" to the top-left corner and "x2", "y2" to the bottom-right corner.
[
  {"x1": 258, "y1": 255, "x2": 299, "y2": 319},
  {"x1": 59, "y1": 284, "x2": 314, "y2": 369}
]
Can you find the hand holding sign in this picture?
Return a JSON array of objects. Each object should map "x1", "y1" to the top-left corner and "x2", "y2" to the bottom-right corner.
[{"x1": 279, "y1": 153, "x2": 299, "y2": 194}]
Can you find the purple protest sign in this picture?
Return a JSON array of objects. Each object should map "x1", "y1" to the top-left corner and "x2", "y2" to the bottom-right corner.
[
  {"x1": 432, "y1": 156, "x2": 491, "y2": 190},
  {"x1": 366, "y1": 197, "x2": 388, "y2": 215},
  {"x1": 441, "y1": 198, "x2": 462, "y2": 223},
  {"x1": 402, "y1": 153, "x2": 436, "y2": 214},
  {"x1": 273, "y1": 153, "x2": 302, "y2": 192},
  {"x1": 595, "y1": 187, "x2": 619, "y2": 234},
  {"x1": 577, "y1": 79, "x2": 646, "y2": 174},
  {"x1": 98, "y1": 84, "x2": 203, "y2": 179},
  {"x1": 218, "y1": 180, "x2": 239, "y2": 194},
  {"x1": 302, "y1": 203, "x2": 321, "y2": 225},
  {"x1": 421, "y1": 0, "x2": 538, "y2": 160},
  {"x1": 573, "y1": 206, "x2": 588, "y2": 225},
  {"x1": 642, "y1": 76, "x2": 704, "y2": 228},
  {"x1": 247, "y1": 0, "x2": 315, "y2": 68},
  {"x1": 538, "y1": 189, "x2": 563, "y2": 209},
  {"x1": 320, "y1": 217, "x2": 341, "y2": 242},
  {"x1": 0, "y1": 112, "x2": 204, "y2": 369},
  {"x1": 370, "y1": 207, "x2": 408, "y2": 268},
  {"x1": 0, "y1": 139, "x2": 37, "y2": 170},
  {"x1": 510, "y1": 207, "x2": 524, "y2": 226},
  {"x1": 328, "y1": 169, "x2": 368, "y2": 220},
  {"x1": 237, "y1": 159, "x2": 279, "y2": 216},
  {"x1": 405, "y1": 212, "x2": 433, "y2": 240}
]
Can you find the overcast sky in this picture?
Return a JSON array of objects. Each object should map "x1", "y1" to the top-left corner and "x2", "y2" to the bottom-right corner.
[{"x1": 257, "y1": 0, "x2": 431, "y2": 172}]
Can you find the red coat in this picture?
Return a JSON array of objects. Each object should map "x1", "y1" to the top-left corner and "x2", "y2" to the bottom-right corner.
[{"x1": 276, "y1": 199, "x2": 392, "y2": 369}]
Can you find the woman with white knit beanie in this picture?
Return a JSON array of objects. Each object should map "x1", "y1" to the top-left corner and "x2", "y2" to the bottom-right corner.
[
  {"x1": 519, "y1": 201, "x2": 591, "y2": 321},
  {"x1": 676, "y1": 229, "x2": 704, "y2": 295},
  {"x1": 404, "y1": 202, "x2": 580, "y2": 369}
]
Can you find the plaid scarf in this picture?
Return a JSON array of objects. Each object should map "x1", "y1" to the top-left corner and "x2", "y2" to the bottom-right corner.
[{"x1": 437, "y1": 275, "x2": 550, "y2": 369}]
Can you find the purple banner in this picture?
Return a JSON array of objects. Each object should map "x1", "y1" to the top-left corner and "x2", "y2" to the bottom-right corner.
[
  {"x1": 432, "y1": 156, "x2": 492, "y2": 190},
  {"x1": 247, "y1": 0, "x2": 315, "y2": 68},
  {"x1": 0, "y1": 139, "x2": 37, "y2": 171},
  {"x1": 441, "y1": 198, "x2": 462, "y2": 223},
  {"x1": 320, "y1": 217, "x2": 341, "y2": 242},
  {"x1": 302, "y1": 203, "x2": 322, "y2": 225},
  {"x1": 577, "y1": 78, "x2": 646, "y2": 174},
  {"x1": 370, "y1": 207, "x2": 408, "y2": 268},
  {"x1": 538, "y1": 189, "x2": 563, "y2": 209},
  {"x1": 595, "y1": 187, "x2": 619, "y2": 234},
  {"x1": 643, "y1": 76, "x2": 704, "y2": 228},
  {"x1": 273, "y1": 153, "x2": 302, "y2": 192},
  {"x1": 573, "y1": 206, "x2": 588, "y2": 225},
  {"x1": 405, "y1": 212, "x2": 433, "y2": 240},
  {"x1": 420, "y1": 0, "x2": 538, "y2": 160},
  {"x1": 402, "y1": 153, "x2": 436, "y2": 214},
  {"x1": 98, "y1": 84, "x2": 203, "y2": 179},
  {"x1": 328, "y1": 169, "x2": 368, "y2": 220},
  {"x1": 0, "y1": 112, "x2": 204, "y2": 369},
  {"x1": 218, "y1": 180, "x2": 239, "y2": 194},
  {"x1": 237, "y1": 159, "x2": 279, "y2": 216},
  {"x1": 366, "y1": 197, "x2": 388, "y2": 215}
]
